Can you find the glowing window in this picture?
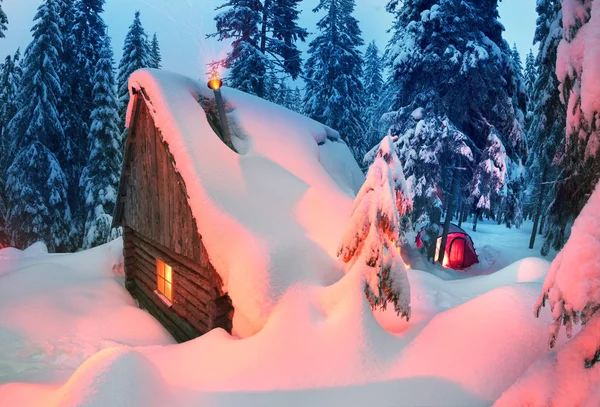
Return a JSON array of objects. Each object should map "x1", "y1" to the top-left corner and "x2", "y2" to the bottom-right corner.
[{"x1": 156, "y1": 259, "x2": 173, "y2": 301}]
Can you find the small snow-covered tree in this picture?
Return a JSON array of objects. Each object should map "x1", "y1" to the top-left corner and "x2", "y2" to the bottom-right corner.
[
  {"x1": 524, "y1": 49, "x2": 537, "y2": 117},
  {"x1": 5, "y1": 142, "x2": 72, "y2": 251},
  {"x1": 339, "y1": 135, "x2": 411, "y2": 319},
  {"x1": 149, "y1": 33, "x2": 162, "y2": 69},
  {"x1": 304, "y1": 0, "x2": 366, "y2": 164},
  {"x1": 118, "y1": 11, "x2": 151, "y2": 124},
  {"x1": 467, "y1": 129, "x2": 508, "y2": 231},
  {"x1": 0, "y1": 0, "x2": 7, "y2": 38},
  {"x1": 80, "y1": 36, "x2": 122, "y2": 249}
]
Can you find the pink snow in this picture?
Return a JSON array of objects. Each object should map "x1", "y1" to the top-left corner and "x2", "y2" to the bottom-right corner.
[{"x1": 127, "y1": 69, "x2": 364, "y2": 336}]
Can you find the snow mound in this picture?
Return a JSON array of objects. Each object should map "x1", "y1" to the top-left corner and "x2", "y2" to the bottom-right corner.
[
  {"x1": 494, "y1": 313, "x2": 600, "y2": 407},
  {"x1": 127, "y1": 69, "x2": 364, "y2": 336},
  {"x1": 51, "y1": 347, "x2": 167, "y2": 407},
  {"x1": 23, "y1": 241, "x2": 48, "y2": 256}
]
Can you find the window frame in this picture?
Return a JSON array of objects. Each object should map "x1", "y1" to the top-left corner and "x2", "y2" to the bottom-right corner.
[{"x1": 156, "y1": 258, "x2": 173, "y2": 304}]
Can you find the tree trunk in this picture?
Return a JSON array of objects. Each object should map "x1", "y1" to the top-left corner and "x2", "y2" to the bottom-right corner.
[
  {"x1": 539, "y1": 214, "x2": 546, "y2": 235},
  {"x1": 257, "y1": 0, "x2": 272, "y2": 98},
  {"x1": 458, "y1": 202, "x2": 464, "y2": 228},
  {"x1": 438, "y1": 170, "x2": 459, "y2": 265},
  {"x1": 473, "y1": 210, "x2": 479, "y2": 232},
  {"x1": 529, "y1": 169, "x2": 548, "y2": 249},
  {"x1": 427, "y1": 207, "x2": 441, "y2": 262}
]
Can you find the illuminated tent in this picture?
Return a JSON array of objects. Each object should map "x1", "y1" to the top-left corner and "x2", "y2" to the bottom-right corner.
[{"x1": 416, "y1": 223, "x2": 479, "y2": 270}]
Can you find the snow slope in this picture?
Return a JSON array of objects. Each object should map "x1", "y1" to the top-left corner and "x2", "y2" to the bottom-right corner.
[{"x1": 0, "y1": 239, "x2": 174, "y2": 406}]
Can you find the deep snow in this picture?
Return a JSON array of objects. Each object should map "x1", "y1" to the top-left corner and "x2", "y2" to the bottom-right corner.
[
  {"x1": 0, "y1": 222, "x2": 570, "y2": 407},
  {"x1": 0, "y1": 70, "x2": 575, "y2": 406}
]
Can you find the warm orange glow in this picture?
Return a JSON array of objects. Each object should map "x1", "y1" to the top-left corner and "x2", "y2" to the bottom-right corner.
[
  {"x1": 396, "y1": 246, "x2": 411, "y2": 269},
  {"x1": 435, "y1": 239, "x2": 451, "y2": 268},
  {"x1": 157, "y1": 259, "x2": 173, "y2": 301},
  {"x1": 207, "y1": 65, "x2": 223, "y2": 90}
]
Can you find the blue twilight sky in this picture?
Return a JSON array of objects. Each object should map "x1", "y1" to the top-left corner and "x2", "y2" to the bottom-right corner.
[{"x1": 0, "y1": 0, "x2": 538, "y2": 81}]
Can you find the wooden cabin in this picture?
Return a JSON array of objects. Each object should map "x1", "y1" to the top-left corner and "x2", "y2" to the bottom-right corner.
[{"x1": 112, "y1": 88, "x2": 234, "y2": 342}]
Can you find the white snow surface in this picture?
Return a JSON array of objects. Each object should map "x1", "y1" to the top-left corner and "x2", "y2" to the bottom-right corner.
[
  {"x1": 128, "y1": 69, "x2": 364, "y2": 336},
  {"x1": 0, "y1": 225, "x2": 574, "y2": 406}
]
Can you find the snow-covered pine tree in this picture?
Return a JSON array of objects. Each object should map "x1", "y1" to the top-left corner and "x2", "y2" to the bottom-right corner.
[
  {"x1": 80, "y1": 35, "x2": 122, "y2": 249},
  {"x1": 210, "y1": 0, "x2": 307, "y2": 98},
  {"x1": 467, "y1": 129, "x2": 508, "y2": 231},
  {"x1": 363, "y1": 41, "x2": 386, "y2": 153},
  {"x1": 542, "y1": 0, "x2": 600, "y2": 254},
  {"x1": 338, "y1": 134, "x2": 411, "y2": 319},
  {"x1": 0, "y1": 0, "x2": 7, "y2": 38},
  {"x1": 0, "y1": 50, "x2": 22, "y2": 240},
  {"x1": 149, "y1": 33, "x2": 162, "y2": 69},
  {"x1": 303, "y1": 0, "x2": 366, "y2": 164},
  {"x1": 385, "y1": 0, "x2": 526, "y2": 227},
  {"x1": 289, "y1": 86, "x2": 302, "y2": 113},
  {"x1": 0, "y1": 50, "x2": 22, "y2": 159},
  {"x1": 495, "y1": 180, "x2": 600, "y2": 406},
  {"x1": 524, "y1": 49, "x2": 537, "y2": 116},
  {"x1": 7, "y1": 0, "x2": 65, "y2": 157},
  {"x1": 5, "y1": 142, "x2": 72, "y2": 251},
  {"x1": 117, "y1": 11, "x2": 151, "y2": 124},
  {"x1": 525, "y1": 0, "x2": 564, "y2": 251},
  {"x1": 57, "y1": 0, "x2": 86, "y2": 242},
  {"x1": 4, "y1": 0, "x2": 73, "y2": 250}
]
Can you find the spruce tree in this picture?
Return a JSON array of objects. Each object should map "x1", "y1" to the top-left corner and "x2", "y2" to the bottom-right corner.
[
  {"x1": 0, "y1": 50, "x2": 22, "y2": 224},
  {"x1": 149, "y1": 33, "x2": 162, "y2": 69},
  {"x1": 525, "y1": 0, "x2": 564, "y2": 251},
  {"x1": 4, "y1": 0, "x2": 72, "y2": 250},
  {"x1": 363, "y1": 41, "x2": 386, "y2": 152},
  {"x1": 118, "y1": 11, "x2": 151, "y2": 124},
  {"x1": 524, "y1": 49, "x2": 537, "y2": 113},
  {"x1": 5, "y1": 142, "x2": 72, "y2": 251},
  {"x1": 303, "y1": 0, "x2": 366, "y2": 164},
  {"x1": 468, "y1": 130, "x2": 508, "y2": 231},
  {"x1": 7, "y1": 0, "x2": 65, "y2": 157},
  {"x1": 385, "y1": 0, "x2": 526, "y2": 227},
  {"x1": 210, "y1": 0, "x2": 307, "y2": 98},
  {"x1": 0, "y1": 50, "x2": 22, "y2": 159},
  {"x1": 0, "y1": 50, "x2": 22, "y2": 244},
  {"x1": 0, "y1": 0, "x2": 7, "y2": 38},
  {"x1": 543, "y1": 0, "x2": 600, "y2": 254},
  {"x1": 80, "y1": 36, "x2": 122, "y2": 249}
]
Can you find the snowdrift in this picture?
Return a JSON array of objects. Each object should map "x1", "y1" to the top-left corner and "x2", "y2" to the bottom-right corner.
[
  {"x1": 0, "y1": 69, "x2": 576, "y2": 407},
  {"x1": 127, "y1": 69, "x2": 364, "y2": 336}
]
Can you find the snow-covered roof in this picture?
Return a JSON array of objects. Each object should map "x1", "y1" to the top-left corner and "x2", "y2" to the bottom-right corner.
[{"x1": 122, "y1": 69, "x2": 365, "y2": 336}]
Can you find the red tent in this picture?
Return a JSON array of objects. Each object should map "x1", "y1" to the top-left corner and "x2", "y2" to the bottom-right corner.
[{"x1": 416, "y1": 224, "x2": 479, "y2": 270}]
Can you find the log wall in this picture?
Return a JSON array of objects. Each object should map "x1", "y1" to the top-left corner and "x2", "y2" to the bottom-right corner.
[{"x1": 118, "y1": 96, "x2": 233, "y2": 342}]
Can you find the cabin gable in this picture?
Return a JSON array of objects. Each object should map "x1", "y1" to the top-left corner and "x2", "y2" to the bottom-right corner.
[{"x1": 115, "y1": 92, "x2": 233, "y2": 342}]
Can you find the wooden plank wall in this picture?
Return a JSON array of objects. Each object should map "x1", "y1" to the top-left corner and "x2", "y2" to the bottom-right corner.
[{"x1": 120, "y1": 100, "x2": 233, "y2": 342}]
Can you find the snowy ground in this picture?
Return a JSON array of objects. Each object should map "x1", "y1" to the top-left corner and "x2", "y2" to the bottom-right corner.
[
  {"x1": 0, "y1": 221, "x2": 570, "y2": 407},
  {"x1": 404, "y1": 219, "x2": 557, "y2": 281}
]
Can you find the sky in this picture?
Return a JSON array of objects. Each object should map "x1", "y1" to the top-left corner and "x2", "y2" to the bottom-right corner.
[{"x1": 0, "y1": 0, "x2": 538, "y2": 82}]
